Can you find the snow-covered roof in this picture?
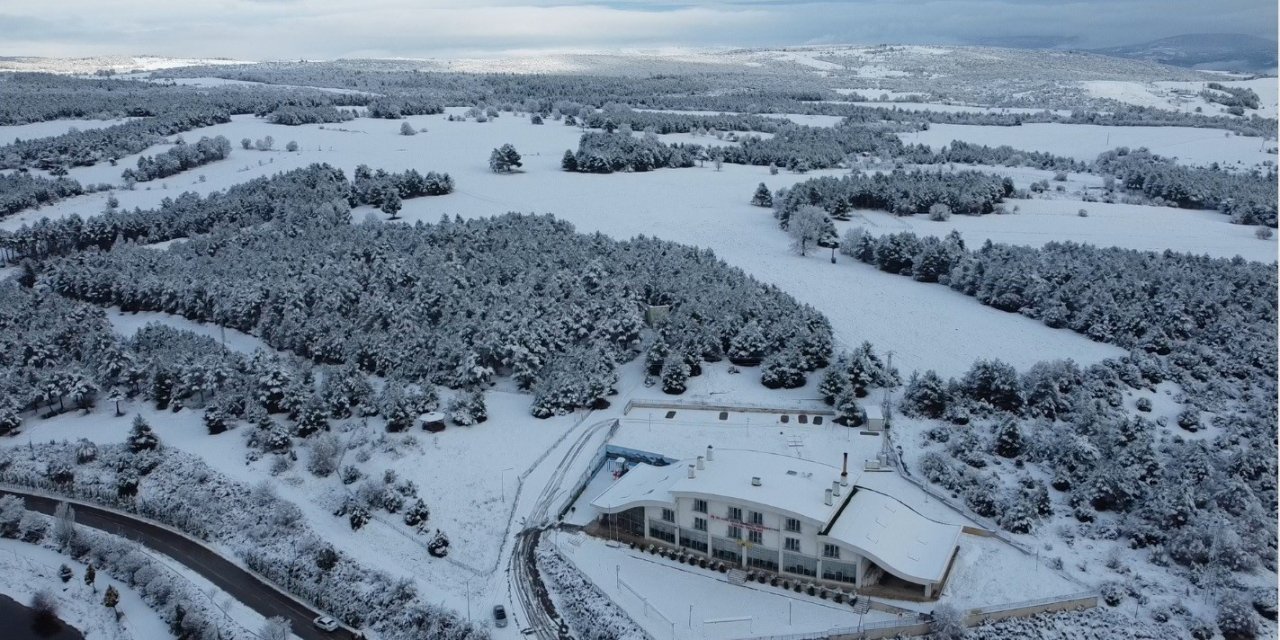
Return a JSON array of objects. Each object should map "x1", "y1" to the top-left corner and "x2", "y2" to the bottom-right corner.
[
  {"x1": 864, "y1": 404, "x2": 884, "y2": 420},
  {"x1": 668, "y1": 450, "x2": 854, "y2": 524},
  {"x1": 418, "y1": 412, "x2": 446, "y2": 423},
  {"x1": 824, "y1": 490, "x2": 961, "y2": 585},
  {"x1": 592, "y1": 463, "x2": 684, "y2": 513}
]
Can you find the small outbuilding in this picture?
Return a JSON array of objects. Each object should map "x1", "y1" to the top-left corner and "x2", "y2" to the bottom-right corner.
[
  {"x1": 418, "y1": 412, "x2": 447, "y2": 433},
  {"x1": 863, "y1": 404, "x2": 885, "y2": 431}
]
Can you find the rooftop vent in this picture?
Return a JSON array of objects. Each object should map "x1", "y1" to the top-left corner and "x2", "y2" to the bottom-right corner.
[
  {"x1": 696, "y1": 456, "x2": 705, "y2": 470},
  {"x1": 751, "y1": 476, "x2": 762, "y2": 487},
  {"x1": 688, "y1": 464, "x2": 696, "y2": 479},
  {"x1": 706, "y1": 445, "x2": 714, "y2": 462},
  {"x1": 824, "y1": 488, "x2": 833, "y2": 506},
  {"x1": 832, "y1": 480, "x2": 841, "y2": 497}
]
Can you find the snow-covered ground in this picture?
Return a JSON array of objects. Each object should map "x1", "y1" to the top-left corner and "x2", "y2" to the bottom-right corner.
[
  {"x1": 105, "y1": 308, "x2": 269, "y2": 354},
  {"x1": 844, "y1": 199, "x2": 1278, "y2": 263},
  {"x1": 0, "y1": 538, "x2": 171, "y2": 640},
  {"x1": 899, "y1": 122, "x2": 1277, "y2": 169},
  {"x1": 1083, "y1": 77, "x2": 1279, "y2": 119},
  {"x1": 555, "y1": 535, "x2": 894, "y2": 640},
  {"x1": 0, "y1": 118, "x2": 139, "y2": 142}
]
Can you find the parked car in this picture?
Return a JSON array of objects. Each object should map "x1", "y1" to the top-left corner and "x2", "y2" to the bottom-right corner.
[
  {"x1": 492, "y1": 605, "x2": 508, "y2": 628},
  {"x1": 313, "y1": 615, "x2": 340, "y2": 632}
]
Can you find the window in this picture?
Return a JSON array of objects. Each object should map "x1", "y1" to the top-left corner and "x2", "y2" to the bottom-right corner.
[
  {"x1": 693, "y1": 499, "x2": 708, "y2": 514},
  {"x1": 693, "y1": 517, "x2": 707, "y2": 532},
  {"x1": 727, "y1": 506, "x2": 743, "y2": 522},
  {"x1": 748, "y1": 530, "x2": 763, "y2": 545},
  {"x1": 785, "y1": 518, "x2": 801, "y2": 533},
  {"x1": 785, "y1": 537, "x2": 801, "y2": 552},
  {"x1": 728, "y1": 526, "x2": 742, "y2": 540},
  {"x1": 661, "y1": 508, "x2": 675, "y2": 523},
  {"x1": 823, "y1": 543, "x2": 841, "y2": 559},
  {"x1": 748, "y1": 511, "x2": 763, "y2": 525}
]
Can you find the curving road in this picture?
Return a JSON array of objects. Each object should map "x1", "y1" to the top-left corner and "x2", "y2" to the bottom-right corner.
[{"x1": 0, "y1": 487, "x2": 357, "y2": 640}]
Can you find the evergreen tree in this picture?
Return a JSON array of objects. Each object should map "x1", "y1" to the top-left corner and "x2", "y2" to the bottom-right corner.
[
  {"x1": 380, "y1": 188, "x2": 402, "y2": 220},
  {"x1": 835, "y1": 391, "x2": 864, "y2": 427},
  {"x1": 751, "y1": 183, "x2": 773, "y2": 207},
  {"x1": 59, "y1": 564, "x2": 73, "y2": 583},
  {"x1": 993, "y1": 416, "x2": 1022, "y2": 458},
  {"x1": 399, "y1": 121, "x2": 416, "y2": 136},
  {"x1": 103, "y1": 585, "x2": 119, "y2": 609},
  {"x1": 489, "y1": 144, "x2": 522, "y2": 173},
  {"x1": 661, "y1": 356, "x2": 690, "y2": 395},
  {"x1": 760, "y1": 350, "x2": 806, "y2": 389},
  {"x1": 561, "y1": 150, "x2": 578, "y2": 171},
  {"x1": 818, "y1": 360, "x2": 851, "y2": 406},
  {"x1": 727, "y1": 320, "x2": 767, "y2": 365},
  {"x1": 84, "y1": 564, "x2": 95, "y2": 588},
  {"x1": 901, "y1": 370, "x2": 948, "y2": 419},
  {"x1": 127, "y1": 415, "x2": 158, "y2": 452}
]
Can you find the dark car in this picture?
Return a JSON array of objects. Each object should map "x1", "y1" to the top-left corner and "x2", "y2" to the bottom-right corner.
[{"x1": 493, "y1": 605, "x2": 508, "y2": 628}]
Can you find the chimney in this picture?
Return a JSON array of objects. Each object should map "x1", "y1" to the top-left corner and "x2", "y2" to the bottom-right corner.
[
  {"x1": 832, "y1": 480, "x2": 841, "y2": 497},
  {"x1": 841, "y1": 452, "x2": 849, "y2": 486},
  {"x1": 706, "y1": 445, "x2": 714, "y2": 462},
  {"x1": 751, "y1": 476, "x2": 762, "y2": 487},
  {"x1": 696, "y1": 456, "x2": 705, "y2": 470},
  {"x1": 688, "y1": 464, "x2": 696, "y2": 479},
  {"x1": 824, "y1": 488, "x2": 833, "y2": 506}
]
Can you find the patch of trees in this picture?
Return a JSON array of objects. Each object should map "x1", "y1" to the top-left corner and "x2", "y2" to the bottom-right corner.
[
  {"x1": 0, "y1": 172, "x2": 87, "y2": 218},
  {"x1": 0, "y1": 73, "x2": 367, "y2": 126},
  {"x1": 844, "y1": 230, "x2": 1276, "y2": 390},
  {"x1": 1201, "y1": 83, "x2": 1261, "y2": 110},
  {"x1": 349, "y1": 165, "x2": 454, "y2": 212},
  {"x1": 1095, "y1": 147, "x2": 1277, "y2": 226},
  {"x1": 122, "y1": 135, "x2": 232, "y2": 183},
  {"x1": 899, "y1": 140, "x2": 1088, "y2": 173},
  {"x1": 563, "y1": 132, "x2": 697, "y2": 173},
  {"x1": 265, "y1": 104, "x2": 357, "y2": 125},
  {"x1": 580, "y1": 106, "x2": 784, "y2": 135},
  {"x1": 772, "y1": 170, "x2": 1013, "y2": 226},
  {"x1": 1, "y1": 163, "x2": 351, "y2": 262},
  {"x1": 0, "y1": 111, "x2": 233, "y2": 171},
  {"x1": 46, "y1": 214, "x2": 831, "y2": 417},
  {"x1": 713, "y1": 123, "x2": 903, "y2": 170},
  {"x1": 365, "y1": 98, "x2": 445, "y2": 119}
]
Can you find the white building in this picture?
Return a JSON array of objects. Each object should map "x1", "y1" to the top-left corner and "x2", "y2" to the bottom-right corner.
[{"x1": 590, "y1": 447, "x2": 960, "y2": 599}]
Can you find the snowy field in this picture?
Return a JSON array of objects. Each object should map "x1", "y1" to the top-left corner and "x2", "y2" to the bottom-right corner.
[
  {"x1": 1084, "y1": 77, "x2": 1279, "y2": 119},
  {"x1": 0, "y1": 118, "x2": 138, "y2": 142},
  {"x1": 843, "y1": 199, "x2": 1278, "y2": 263},
  {"x1": 899, "y1": 122, "x2": 1277, "y2": 169}
]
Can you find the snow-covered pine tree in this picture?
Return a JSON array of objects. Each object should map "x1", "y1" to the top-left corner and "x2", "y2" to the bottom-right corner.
[
  {"x1": 660, "y1": 356, "x2": 690, "y2": 395},
  {"x1": 900, "y1": 370, "x2": 948, "y2": 418},
  {"x1": 127, "y1": 415, "x2": 158, "y2": 452},
  {"x1": 751, "y1": 183, "x2": 773, "y2": 207},
  {"x1": 835, "y1": 391, "x2": 864, "y2": 427}
]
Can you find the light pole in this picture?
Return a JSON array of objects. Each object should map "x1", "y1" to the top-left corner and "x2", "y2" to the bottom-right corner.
[{"x1": 465, "y1": 577, "x2": 471, "y2": 622}]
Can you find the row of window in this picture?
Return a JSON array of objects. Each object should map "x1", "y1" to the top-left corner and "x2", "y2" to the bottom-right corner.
[
  {"x1": 670, "y1": 525, "x2": 838, "y2": 560},
  {"x1": 683, "y1": 501, "x2": 804, "y2": 534}
]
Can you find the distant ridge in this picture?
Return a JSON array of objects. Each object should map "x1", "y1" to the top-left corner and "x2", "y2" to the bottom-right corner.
[{"x1": 1089, "y1": 33, "x2": 1277, "y2": 74}]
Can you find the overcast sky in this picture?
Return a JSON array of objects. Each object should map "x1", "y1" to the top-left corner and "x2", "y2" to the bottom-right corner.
[{"x1": 3, "y1": 0, "x2": 1276, "y2": 60}]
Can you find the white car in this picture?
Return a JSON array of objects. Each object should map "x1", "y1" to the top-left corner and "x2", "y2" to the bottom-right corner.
[{"x1": 313, "y1": 615, "x2": 340, "y2": 632}]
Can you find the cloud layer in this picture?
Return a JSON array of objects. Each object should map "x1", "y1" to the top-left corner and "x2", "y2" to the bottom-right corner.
[{"x1": 3, "y1": 0, "x2": 1275, "y2": 60}]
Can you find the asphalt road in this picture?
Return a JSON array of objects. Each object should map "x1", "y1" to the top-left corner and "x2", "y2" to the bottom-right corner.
[{"x1": 1, "y1": 488, "x2": 358, "y2": 640}]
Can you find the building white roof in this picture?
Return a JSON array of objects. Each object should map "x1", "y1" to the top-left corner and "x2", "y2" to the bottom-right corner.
[
  {"x1": 863, "y1": 404, "x2": 884, "y2": 420},
  {"x1": 668, "y1": 449, "x2": 853, "y2": 524},
  {"x1": 592, "y1": 463, "x2": 684, "y2": 513},
  {"x1": 824, "y1": 490, "x2": 961, "y2": 585}
]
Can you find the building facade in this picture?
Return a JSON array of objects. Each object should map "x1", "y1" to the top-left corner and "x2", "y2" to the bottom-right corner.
[{"x1": 591, "y1": 447, "x2": 960, "y2": 599}]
